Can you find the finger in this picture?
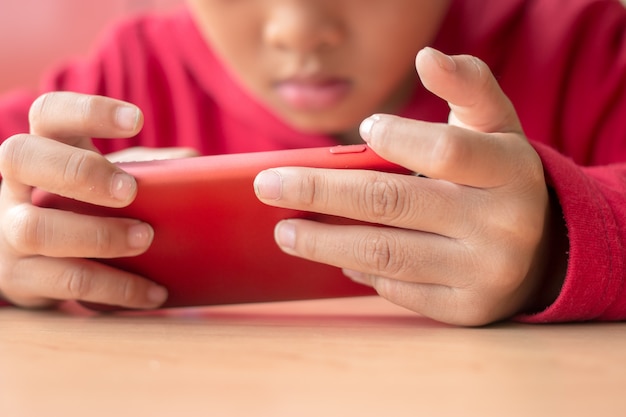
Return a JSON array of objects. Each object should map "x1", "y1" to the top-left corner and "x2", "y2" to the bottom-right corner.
[
  {"x1": 106, "y1": 146, "x2": 200, "y2": 163},
  {"x1": 0, "y1": 134, "x2": 137, "y2": 207},
  {"x1": 255, "y1": 166, "x2": 476, "y2": 236},
  {"x1": 415, "y1": 47, "x2": 522, "y2": 134},
  {"x1": 2, "y1": 204, "x2": 153, "y2": 258},
  {"x1": 28, "y1": 92, "x2": 143, "y2": 148},
  {"x1": 3, "y1": 257, "x2": 167, "y2": 309},
  {"x1": 272, "y1": 219, "x2": 471, "y2": 288},
  {"x1": 343, "y1": 273, "x2": 492, "y2": 326},
  {"x1": 359, "y1": 114, "x2": 539, "y2": 187}
]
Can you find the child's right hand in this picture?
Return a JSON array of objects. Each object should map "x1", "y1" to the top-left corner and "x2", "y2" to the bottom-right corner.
[{"x1": 0, "y1": 92, "x2": 169, "y2": 309}]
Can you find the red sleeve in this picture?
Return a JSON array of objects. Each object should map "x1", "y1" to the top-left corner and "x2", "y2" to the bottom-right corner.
[
  {"x1": 517, "y1": 144, "x2": 626, "y2": 323},
  {"x1": 513, "y1": 1, "x2": 626, "y2": 323}
]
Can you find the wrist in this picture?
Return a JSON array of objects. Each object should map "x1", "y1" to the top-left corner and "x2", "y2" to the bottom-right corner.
[{"x1": 522, "y1": 188, "x2": 569, "y2": 314}]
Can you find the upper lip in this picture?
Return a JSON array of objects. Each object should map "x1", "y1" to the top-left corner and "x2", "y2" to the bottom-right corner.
[{"x1": 274, "y1": 55, "x2": 344, "y2": 85}]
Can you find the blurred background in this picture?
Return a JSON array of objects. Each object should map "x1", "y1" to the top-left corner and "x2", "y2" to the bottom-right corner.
[
  {"x1": 1, "y1": 0, "x2": 625, "y2": 95},
  {"x1": 0, "y1": 0, "x2": 183, "y2": 94}
]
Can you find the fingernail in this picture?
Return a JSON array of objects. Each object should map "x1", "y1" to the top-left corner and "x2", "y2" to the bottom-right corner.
[
  {"x1": 147, "y1": 285, "x2": 168, "y2": 305},
  {"x1": 111, "y1": 172, "x2": 136, "y2": 202},
  {"x1": 127, "y1": 222, "x2": 154, "y2": 249},
  {"x1": 115, "y1": 106, "x2": 140, "y2": 131},
  {"x1": 359, "y1": 114, "x2": 380, "y2": 143},
  {"x1": 423, "y1": 47, "x2": 457, "y2": 72},
  {"x1": 254, "y1": 170, "x2": 282, "y2": 200},
  {"x1": 275, "y1": 221, "x2": 296, "y2": 250}
]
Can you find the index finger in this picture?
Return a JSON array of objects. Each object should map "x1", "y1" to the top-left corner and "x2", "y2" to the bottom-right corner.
[
  {"x1": 254, "y1": 166, "x2": 471, "y2": 237},
  {"x1": 28, "y1": 92, "x2": 143, "y2": 148},
  {"x1": 358, "y1": 115, "x2": 539, "y2": 188},
  {"x1": 0, "y1": 134, "x2": 137, "y2": 207}
]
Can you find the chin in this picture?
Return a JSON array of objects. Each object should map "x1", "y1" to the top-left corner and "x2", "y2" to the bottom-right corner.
[
  {"x1": 278, "y1": 109, "x2": 364, "y2": 137},
  {"x1": 288, "y1": 118, "x2": 354, "y2": 137}
]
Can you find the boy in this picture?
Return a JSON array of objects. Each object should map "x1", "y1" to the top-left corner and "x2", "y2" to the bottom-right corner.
[{"x1": 0, "y1": 0, "x2": 624, "y2": 326}]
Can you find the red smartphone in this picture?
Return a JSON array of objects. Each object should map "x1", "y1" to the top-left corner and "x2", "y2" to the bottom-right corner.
[{"x1": 32, "y1": 145, "x2": 409, "y2": 310}]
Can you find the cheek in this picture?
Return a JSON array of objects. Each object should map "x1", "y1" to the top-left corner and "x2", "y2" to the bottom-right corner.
[
  {"x1": 207, "y1": 32, "x2": 268, "y2": 91},
  {"x1": 349, "y1": 4, "x2": 447, "y2": 78},
  {"x1": 349, "y1": 41, "x2": 417, "y2": 103},
  {"x1": 345, "y1": 21, "x2": 440, "y2": 102}
]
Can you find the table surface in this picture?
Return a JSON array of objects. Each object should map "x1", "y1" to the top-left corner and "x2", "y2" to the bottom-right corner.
[{"x1": 1, "y1": 295, "x2": 625, "y2": 417}]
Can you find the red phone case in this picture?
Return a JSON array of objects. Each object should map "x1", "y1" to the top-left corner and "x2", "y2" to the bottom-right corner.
[{"x1": 32, "y1": 145, "x2": 409, "y2": 310}]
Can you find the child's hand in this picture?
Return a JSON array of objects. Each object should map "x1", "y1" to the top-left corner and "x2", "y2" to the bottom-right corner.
[
  {"x1": 255, "y1": 48, "x2": 555, "y2": 326},
  {"x1": 0, "y1": 92, "x2": 168, "y2": 309}
]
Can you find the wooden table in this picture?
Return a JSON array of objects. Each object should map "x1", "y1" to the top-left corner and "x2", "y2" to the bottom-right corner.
[{"x1": 1, "y1": 296, "x2": 625, "y2": 417}]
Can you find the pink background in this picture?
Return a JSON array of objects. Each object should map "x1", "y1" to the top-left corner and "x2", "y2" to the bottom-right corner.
[{"x1": 0, "y1": 0, "x2": 183, "y2": 94}]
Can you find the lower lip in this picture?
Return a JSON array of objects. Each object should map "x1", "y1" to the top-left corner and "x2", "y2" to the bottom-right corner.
[{"x1": 275, "y1": 80, "x2": 351, "y2": 111}]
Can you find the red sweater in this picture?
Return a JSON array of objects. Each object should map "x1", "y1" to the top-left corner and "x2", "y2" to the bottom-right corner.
[{"x1": 1, "y1": 0, "x2": 625, "y2": 322}]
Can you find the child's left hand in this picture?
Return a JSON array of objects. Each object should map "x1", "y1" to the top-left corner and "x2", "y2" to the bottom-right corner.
[{"x1": 254, "y1": 48, "x2": 558, "y2": 326}]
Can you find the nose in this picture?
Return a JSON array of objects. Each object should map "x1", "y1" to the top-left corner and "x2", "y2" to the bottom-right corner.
[{"x1": 263, "y1": 2, "x2": 343, "y2": 54}]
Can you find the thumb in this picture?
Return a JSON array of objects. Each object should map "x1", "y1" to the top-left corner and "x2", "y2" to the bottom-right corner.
[{"x1": 415, "y1": 47, "x2": 522, "y2": 134}]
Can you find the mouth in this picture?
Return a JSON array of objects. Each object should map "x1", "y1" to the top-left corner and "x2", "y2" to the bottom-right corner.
[{"x1": 274, "y1": 76, "x2": 352, "y2": 111}]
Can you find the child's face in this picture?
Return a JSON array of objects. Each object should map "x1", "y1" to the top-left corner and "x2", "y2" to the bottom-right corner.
[{"x1": 187, "y1": 0, "x2": 451, "y2": 137}]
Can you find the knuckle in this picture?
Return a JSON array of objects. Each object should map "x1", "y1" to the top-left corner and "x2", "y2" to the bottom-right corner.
[
  {"x1": 74, "y1": 94, "x2": 99, "y2": 125},
  {"x1": 28, "y1": 92, "x2": 98, "y2": 133},
  {"x1": 361, "y1": 175, "x2": 404, "y2": 221},
  {"x1": 120, "y1": 278, "x2": 140, "y2": 305},
  {"x1": 0, "y1": 134, "x2": 30, "y2": 179},
  {"x1": 64, "y1": 264, "x2": 94, "y2": 300},
  {"x1": 92, "y1": 225, "x2": 115, "y2": 254},
  {"x1": 296, "y1": 172, "x2": 327, "y2": 207},
  {"x1": 62, "y1": 150, "x2": 100, "y2": 186},
  {"x1": 28, "y1": 93, "x2": 52, "y2": 127},
  {"x1": 430, "y1": 129, "x2": 468, "y2": 173},
  {"x1": 470, "y1": 56, "x2": 492, "y2": 89},
  {"x1": 355, "y1": 231, "x2": 403, "y2": 276},
  {"x1": 295, "y1": 228, "x2": 321, "y2": 259},
  {"x1": 4, "y1": 206, "x2": 48, "y2": 254}
]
